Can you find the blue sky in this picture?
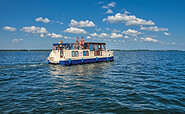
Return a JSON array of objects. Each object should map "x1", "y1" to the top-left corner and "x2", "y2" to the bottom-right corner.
[{"x1": 0, "y1": 0, "x2": 185, "y2": 50}]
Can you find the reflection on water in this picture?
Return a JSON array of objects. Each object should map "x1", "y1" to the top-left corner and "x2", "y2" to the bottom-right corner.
[{"x1": 49, "y1": 62, "x2": 113, "y2": 91}]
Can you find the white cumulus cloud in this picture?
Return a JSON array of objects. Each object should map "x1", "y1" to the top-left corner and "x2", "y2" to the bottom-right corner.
[
  {"x1": 122, "y1": 29, "x2": 143, "y2": 36},
  {"x1": 87, "y1": 36, "x2": 91, "y2": 39},
  {"x1": 102, "y1": 5, "x2": 108, "y2": 9},
  {"x1": 69, "y1": 19, "x2": 96, "y2": 27},
  {"x1": 103, "y1": 13, "x2": 155, "y2": 26},
  {"x1": 35, "y1": 17, "x2": 51, "y2": 23},
  {"x1": 110, "y1": 33, "x2": 123, "y2": 38},
  {"x1": 3, "y1": 26, "x2": 16, "y2": 31},
  {"x1": 107, "y1": 2, "x2": 116, "y2": 7},
  {"x1": 124, "y1": 36, "x2": 129, "y2": 38},
  {"x1": 112, "y1": 29, "x2": 121, "y2": 33},
  {"x1": 90, "y1": 33, "x2": 98, "y2": 37},
  {"x1": 63, "y1": 36, "x2": 73, "y2": 39},
  {"x1": 164, "y1": 32, "x2": 170, "y2": 35},
  {"x1": 106, "y1": 9, "x2": 113, "y2": 14},
  {"x1": 140, "y1": 25, "x2": 168, "y2": 31},
  {"x1": 95, "y1": 28, "x2": 101, "y2": 31},
  {"x1": 12, "y1": 39, "x2": 23, "y2": 43},
  {"x1": 98, "y1": 33, "x2": 109, "y2": 38},
  {"x1": 140, "y1": 37, "x2": 158, "y2": 42},
  {"x1": 21, "y1": 26, "x2": 49, "y2": 34},
  {"x1": 50, "y1": 33, "x2": 63, "y2": 38},
  {"x1": 40, "y1": 34, "x2": 45, "y2": 37},
  {"x1": 21, "y1": 26, "x2": 48, "y2": 34},
  {"x1": 64, "y1": 27, "x2": 88, "y2": 34}
]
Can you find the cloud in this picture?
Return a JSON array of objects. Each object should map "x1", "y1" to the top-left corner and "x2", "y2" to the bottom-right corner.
[
  {"x1": 140, "y1": 37, "x2": 158, "y2": 42},
  {"x1": 87, "y1": 36, "x2": 91, "y2": 39},
  {"x1": 140, "y1": 25, "x2": 168, "y2": 31},
  {"x1": 46, "y1": 33, "x2": 51, "y2": 36},
  {"x1": 144, "y1": 35, "x2": 157, "y2": 38},
  {"x1": 112, "y1": 29, "x2": 121, "y2": 33},
  {"x1": 12, "y1": 39, "x2": 23, "y2": 43},
  {"x1": 164, "y1": 32, "x2": 170, "y2": 35},
  {"x1": 110, "y1": 33, "x2": 123, "y2": 38},
  {"x1": 47, "y1": 33, "x2": 62, "y2": 38},
  {"x1": 55, "y1": 21, "x2": 64, "y2": 25},
  {"x1": 69, "y1": 19, "x2": 96, "y2": 27},
  {"x1": 35, "y1": 17, "x2": 51, "y2": 23},
  {"x1": 106, "y1": 9, "x2": 113, "y2": 14},
  {"x1": 98, "y1": 33, "x2": 109, "y2": 38},
  {"x1": 95, "y1": 28, "x2": 101, "y2": 31},
  {"x1": 122, "y1": 29, "x2": 143, "y2": 36},
  {"x1": 40, "y1": 34, "x2": 45, "y2": 37},
  {"x1": 90, "y1": 33, "x2": 98, "y2": 37},
  {"x1": 124, "y1": 10, "x2": 130, "y2": 14},
  {"x1": 50, "y1": 33, "x2": 63, "y2": 38},
  {"x1": 124, "y1": 36, "x2": 129, "y2": 38},
  {"x1": 63, "y1": 36, "x2": 74, "y2": 39},
  {"x1": 103, "y1": 13, "x2": 155, "y2": 26},
  {"x1": 64, "y1": 27, "x2": 88, "y2": 34},
  {"x1": 171, "y1": 43, "x2": 176, "y2": 45},
  {"x1": 107, "y1": 2, "x2": 116, "y2": 7},
  {"x1": 102, "y1": 5, "x2": 108, "y2": 9},
  {"x1": 98, "y1": 1, "x2": 103, "y2": 4},
  {"x1": 21, "y1": 26, "x2": 49, "y2": 34},
  {"x1": 106, "y1": 28, "x2": 110, "y2": 30},
  {"x1": 3, "y1": 26, "x2": 16, "y2": 31}
]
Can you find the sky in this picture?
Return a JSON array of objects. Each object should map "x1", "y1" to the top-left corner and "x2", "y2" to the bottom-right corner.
[{"x1": 0, "y1": 0, "x2": 185, "y2": 50}]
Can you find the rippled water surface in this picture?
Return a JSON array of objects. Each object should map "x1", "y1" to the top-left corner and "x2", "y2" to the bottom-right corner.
[{"x1": 0, "y1": 51, "x2": 185, "y2": 113}]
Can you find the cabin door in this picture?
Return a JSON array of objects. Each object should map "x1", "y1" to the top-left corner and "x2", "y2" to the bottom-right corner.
[
  {"x1": 98, "y1": 44, "x2": 101, "y2": 56},
  {"x1": 94, "y1": 44, "x2": 101, "y2": 56}
]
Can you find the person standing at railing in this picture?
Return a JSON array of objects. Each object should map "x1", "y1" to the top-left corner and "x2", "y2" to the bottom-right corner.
[
  {"x1": 74, "y1": 37, "x2": 79, "y2": 49},
  {"x1": 80, "y1": 37, "x2": 84, "y2": 49}
]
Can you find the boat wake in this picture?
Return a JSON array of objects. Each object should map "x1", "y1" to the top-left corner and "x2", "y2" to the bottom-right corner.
[{"x1": 0, "y1": 63, "x2": 46, "y2": 70}]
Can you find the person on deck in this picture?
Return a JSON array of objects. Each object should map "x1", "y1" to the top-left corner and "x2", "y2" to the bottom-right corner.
[
  {"x1": 80, "y1": 37, "x2": 85, "y2": 49},
  {"x1": 75, "y1": 37, "x2": 79, "y2": 49},
  {"x1": 58, "y1": 40, "x2": 63, "y2": 44}
]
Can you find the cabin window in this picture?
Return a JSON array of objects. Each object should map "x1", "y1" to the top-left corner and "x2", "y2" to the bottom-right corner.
[
  {"x1": 102, "y1": 44, "x2": 105, "y2": 50},
  {"x1": 83, "y1": 51, "x2": 89, "y2": 56},
  {"x1": 98, "y1": 44, "x2": 101, "y2": 49},
  {"x1": 72, "y1": 51, "x2": 75, "y2": 57},
  {"x1": 72, "y1": 51, "x2": 78, "y2": 57},
  {"x1": 90, "y1": 44, "x2": 93, "y2": 51},
  {"x1": 83, "y1": 51, "x2": 86, "y2": 56},
  {"x1": 75, "y1": 51, "x2": 78, "y2": 56},
  {"x1": 95, "y1": 44, "x2": 98, "y2": 51}
]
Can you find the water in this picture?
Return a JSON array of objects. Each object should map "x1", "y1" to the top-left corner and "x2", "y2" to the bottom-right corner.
[{"x1": 0, "y1": 51, "x2": 185, "y2": 113}]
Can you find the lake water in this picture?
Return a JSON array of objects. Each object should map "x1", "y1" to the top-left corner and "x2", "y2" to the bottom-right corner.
[{"x1": 0, "y1": 51, "x2": 185, "y2": 113}]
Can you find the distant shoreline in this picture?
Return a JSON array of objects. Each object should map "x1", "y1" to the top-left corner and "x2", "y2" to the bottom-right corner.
[
  {"x1": 111, "y1": 49, "x2": 184, "y2": 52},
  {"x1": 0, "y1": 49, "x2": 184, "y2": 52}
]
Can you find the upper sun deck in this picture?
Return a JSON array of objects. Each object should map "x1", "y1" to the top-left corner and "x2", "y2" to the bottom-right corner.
[{"x1": 53, "y1": 42, "x2": 106, "y2": 51}]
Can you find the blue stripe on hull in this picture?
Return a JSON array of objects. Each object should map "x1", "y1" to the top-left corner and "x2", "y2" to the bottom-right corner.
[{"x1": 59, "y1": 56, "x2": 114, "y2": 65}]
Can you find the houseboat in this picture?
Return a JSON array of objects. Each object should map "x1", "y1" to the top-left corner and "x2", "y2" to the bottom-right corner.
[{"x1": 47, "y1": 39, "x2": 114, "y2": 65}]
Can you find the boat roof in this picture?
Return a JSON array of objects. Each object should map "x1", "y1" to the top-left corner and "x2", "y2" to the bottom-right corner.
[
  {"x1": 53, "y1": 43, "x2": 74, "y2": 45},
  {"x1": 53, "y1": 42, "x2": 106, "y2": 45},
  {"x1": 85, "y1": 42, "x2": 106, "y2": 44}
]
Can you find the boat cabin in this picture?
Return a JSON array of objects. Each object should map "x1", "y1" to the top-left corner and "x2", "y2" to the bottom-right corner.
[{"x1": 52, "y1": 42, "x2": 107, "y2": 58}]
